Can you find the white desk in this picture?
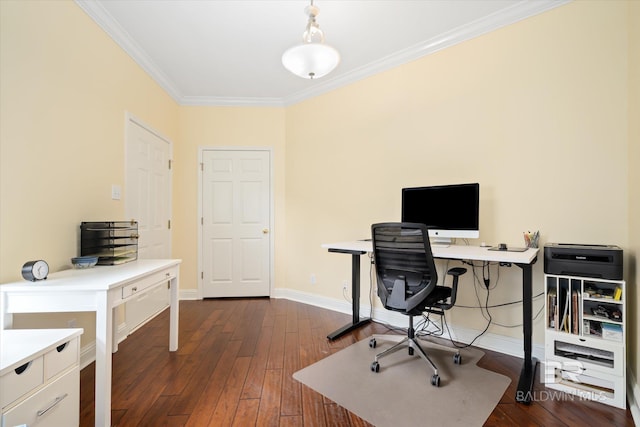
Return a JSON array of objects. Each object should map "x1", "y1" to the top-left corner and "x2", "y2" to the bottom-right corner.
[
  {"x1": 322, "y1": 241, "x2": 538, "y2": 404},
  {"x1": 1, "y1": 259, "x2": 181, "y2": 427}
]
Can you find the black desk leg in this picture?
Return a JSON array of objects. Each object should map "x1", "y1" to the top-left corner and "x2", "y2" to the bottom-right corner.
[
  {"x1": 327, "y1": 251, "x2": 371, "y2": 340},
  {"x1": 515, "y1": 262, "x2": 538, "y2": 404}
]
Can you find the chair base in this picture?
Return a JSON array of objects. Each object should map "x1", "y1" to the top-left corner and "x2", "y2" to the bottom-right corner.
[{"x1": 369, "y1": 334, "x2": 461, "y2": 387}]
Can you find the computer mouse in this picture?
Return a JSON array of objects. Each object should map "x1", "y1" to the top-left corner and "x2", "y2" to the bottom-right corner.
[{"x1": 498, "y1": 243, "x2": 507, "y2": 250}]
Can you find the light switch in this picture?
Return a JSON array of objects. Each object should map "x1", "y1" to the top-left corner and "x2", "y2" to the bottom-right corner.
[{"x1": 111, "y1": 184, "x2": 122, "y2": 200}]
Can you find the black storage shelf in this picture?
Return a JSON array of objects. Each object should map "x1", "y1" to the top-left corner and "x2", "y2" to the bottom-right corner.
[{"x1": 81, "y1": 221, "x2": 139, "y2": 265}]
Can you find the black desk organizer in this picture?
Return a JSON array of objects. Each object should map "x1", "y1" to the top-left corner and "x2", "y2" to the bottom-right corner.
[{"x1": 80, "y1": 221, "x2": 139, "y2": 265}]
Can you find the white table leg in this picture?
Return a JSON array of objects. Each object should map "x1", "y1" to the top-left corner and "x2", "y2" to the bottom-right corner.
[
  {"x1": 169, "y1": 274, "x2": 179, "y2": 351},
  {"x1": 112, "y1": 307, "x2": 119, "y2": 353},
  {"x1": 94, "y1": 291, "x2": 113, "y2": 427}
]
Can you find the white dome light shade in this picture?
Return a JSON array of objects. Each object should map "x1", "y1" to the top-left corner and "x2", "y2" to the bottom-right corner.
[
  {"x1": 282, "y1": 1, "x2": 340, "y2": 80},
  {"x1": 282, "y1": 43, "x2": 340, "y2": 79}
]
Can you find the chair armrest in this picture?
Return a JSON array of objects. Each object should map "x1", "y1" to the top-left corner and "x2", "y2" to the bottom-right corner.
[
  {"x1": 440, "y1": 267, "x2": 467, "y2": 309},
  {"x1": 446, "y1": 267, "x2": 467, "y2": 277}
]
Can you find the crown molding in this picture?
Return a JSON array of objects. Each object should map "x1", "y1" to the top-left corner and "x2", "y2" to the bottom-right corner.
[
  {"x1": 180, "y1": 96, "x2": 285, "y2": 108},
  {"x1": 75, "y1": 0, "x2": 184, "y2": 102},
  {"x1": 75, "y1": 0, "x2": 569, "y2": 107},
  {"x1": 281, "y1": 0, "x2": 570, "y2": 106}
]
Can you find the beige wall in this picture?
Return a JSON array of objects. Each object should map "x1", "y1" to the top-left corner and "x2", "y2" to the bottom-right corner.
[
  {"x1": 0, "y1": 1, "x2": 179, "y2": 345},
  {"x1": 284, "y1": 0, "x2": 630, "y2": 346},
  {"x1": 1, "y1": 0, "x2": 637, "y2": 399},
  {"x1": 174, "y1": 106, "x2": 287, "y2": 293},
  {"x1": 628, "y1": 0, "x2": 640, "y2": 399}
]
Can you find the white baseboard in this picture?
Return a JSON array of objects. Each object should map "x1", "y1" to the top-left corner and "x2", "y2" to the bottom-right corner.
[
  {"x1": 180, "y1": 288, "x2": 200, "y2": 300},
  {"x1": 79, "y1": 341, "x2": 95, "y2": 370},
  {"x1": 273, "y1": 287, "x2": 545, "y2": 361}
]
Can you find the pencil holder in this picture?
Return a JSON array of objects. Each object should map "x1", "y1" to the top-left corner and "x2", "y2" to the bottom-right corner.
[{"x1": 524, "y1": 230, "x2": 539, "y2": 248}]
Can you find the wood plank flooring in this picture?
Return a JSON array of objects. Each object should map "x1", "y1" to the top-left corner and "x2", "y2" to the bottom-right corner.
[{"x1": 79, "y1": 298, "x2": 635, "y2": 426}]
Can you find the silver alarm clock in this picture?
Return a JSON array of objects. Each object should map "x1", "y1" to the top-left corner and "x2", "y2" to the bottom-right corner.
[{"x1": 22, "y1": 260, "x2": 49, "y2": 281}]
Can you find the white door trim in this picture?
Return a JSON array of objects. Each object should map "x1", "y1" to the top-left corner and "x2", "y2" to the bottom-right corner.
[
  {"x1": 197, "y1": 146, "x2": 274, "y2": 299},
  {"x1": 124, "y1": 111, "x2": 174, "y2": 255}
]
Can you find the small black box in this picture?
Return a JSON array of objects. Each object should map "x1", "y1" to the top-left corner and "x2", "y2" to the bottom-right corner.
[{"x1": 544, "y1": 243, "x2": 623, "y2": 280}]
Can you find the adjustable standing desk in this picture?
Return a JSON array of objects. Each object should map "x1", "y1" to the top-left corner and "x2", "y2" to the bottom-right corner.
[{"x1": 322, "y1": 241, "x2": 539, "y2": 404}]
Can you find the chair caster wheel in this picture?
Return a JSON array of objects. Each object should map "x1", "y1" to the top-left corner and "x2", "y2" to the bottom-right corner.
[
  {"x1": 371, "y1": 361, "x2": 380, "y2": 372},
  {"x1": 369, "y1": 338, "x2": 377, "y2": 348},
  {"x1": 431, "y1": 374, "x2": 440, "y2": 387},
  {"x1": 453, "y1": 353, "x2": 462, "y2": 365}
]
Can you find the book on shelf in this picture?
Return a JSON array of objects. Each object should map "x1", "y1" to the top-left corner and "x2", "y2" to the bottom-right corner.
[{"x1": 548, "y1": 289, "x2": 557, "y2": 329}]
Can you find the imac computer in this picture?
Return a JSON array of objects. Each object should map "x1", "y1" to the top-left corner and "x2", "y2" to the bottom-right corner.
[{"x1": 401, "y1": 183, "x2": 480, "y2": 246}]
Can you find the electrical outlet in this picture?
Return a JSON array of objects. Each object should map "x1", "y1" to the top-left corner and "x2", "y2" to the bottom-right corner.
[
  {"x1": 67, "y1": 318, "x2": 77, "y2": 328},
  {"x1": 310, "y1": 274, "x2": 317, "y2": 285},
  {"x1": 342, "y1": 280, "x2": 348, "y2": 292}
]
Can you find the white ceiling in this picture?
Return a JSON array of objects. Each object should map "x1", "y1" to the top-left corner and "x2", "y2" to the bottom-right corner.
[{"x1": 76, "y1": 0, "x2": 567, "y2": 106}]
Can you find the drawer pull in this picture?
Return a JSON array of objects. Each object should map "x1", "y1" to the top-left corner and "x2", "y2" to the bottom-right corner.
[
  {"x1": 37, "y1": 393, "x2": 68, "y2": 417},
  {"x1": 132, "y1": 286, "x2": 138, "y2": 292},
  {"x1": 56, "y1": 342, "x2": 68, "y2": 352},
  {"x1": 14, "y1": 361, "x2": 32, "y2": 375}
]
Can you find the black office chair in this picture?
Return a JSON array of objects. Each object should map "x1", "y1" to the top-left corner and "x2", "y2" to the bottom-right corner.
[{"x1": 369, "y1": 222, "x2": 467, "y2": 386}]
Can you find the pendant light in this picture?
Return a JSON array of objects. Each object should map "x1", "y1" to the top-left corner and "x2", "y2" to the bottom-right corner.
[{"x1": 282, "y1": 0, "x2": 340, "y2": 79}]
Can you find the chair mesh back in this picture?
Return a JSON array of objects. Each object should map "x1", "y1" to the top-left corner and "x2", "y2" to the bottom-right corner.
[{"x1": 372, "y1": 223, "x2": 438, "y2": 313}]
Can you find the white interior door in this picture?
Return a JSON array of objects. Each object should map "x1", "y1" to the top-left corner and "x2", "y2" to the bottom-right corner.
[
  {"x1": 125, "y1": 115, "x2": 172, "y2": 332},
  {"x1": 201, "y1": 149, "x2": 271, "y2": 298},
  {"x1": 125, "y1": 118, "x2": 172, "y2": 259}
]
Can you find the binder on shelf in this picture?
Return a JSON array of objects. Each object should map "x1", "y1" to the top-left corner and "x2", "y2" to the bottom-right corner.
[{"x1": 571, "y1": 290, "x2": 580, "y2": 335}]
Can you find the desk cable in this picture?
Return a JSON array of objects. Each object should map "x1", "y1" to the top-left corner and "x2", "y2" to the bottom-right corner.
[
  {"x1": 415, "y1": 260, "x2": 545, "y2": 349},
  {"x1": 341, "y1": 252, "x2": 375, "y2": 319},
  {"x1": 364, "y1": 251, "x2": 544, "y2": 346},
  {"x1": 461, "y1": 259, "x2": 545, "y2": 327}
]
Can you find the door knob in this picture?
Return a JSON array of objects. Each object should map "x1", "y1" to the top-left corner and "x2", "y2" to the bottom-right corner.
[{"x1": 263, "y1": 228, "x2": 269, "y2": 234}]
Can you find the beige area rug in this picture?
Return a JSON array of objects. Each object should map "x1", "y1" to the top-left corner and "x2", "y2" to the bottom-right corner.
[{"x1": 293, "y1": 336, "x2": 511, "y2": 427}]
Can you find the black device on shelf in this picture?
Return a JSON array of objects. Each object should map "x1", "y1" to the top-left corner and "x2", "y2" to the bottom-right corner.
[
  {"x1": 544, "y1": 243, "x2": 623, "y2": 280},
  {"x1": 80, "y1": 221, "x2": 139, "y2": 265}
]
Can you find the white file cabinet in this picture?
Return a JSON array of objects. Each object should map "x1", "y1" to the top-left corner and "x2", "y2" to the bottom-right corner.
[{"x1": 1, "y1": 329, "x2": 83, "y2": 427}]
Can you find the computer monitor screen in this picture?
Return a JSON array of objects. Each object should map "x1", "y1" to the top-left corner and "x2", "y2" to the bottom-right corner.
[{"x1": 401, "y1": 183, "x2": 480, "y2": 244}]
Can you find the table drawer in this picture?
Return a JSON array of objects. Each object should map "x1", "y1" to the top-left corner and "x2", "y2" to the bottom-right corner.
[
  {"x1": 1, "y1": 356, "x2": 44, "y2": 409},
  {"x1": 2, "y1": 368, "x2": 79, "y2": 427},
  {"x1": 44, "y1": 337, "x2": 79, "y2": 381},
  {"x1": 122, "y1": 266, "x2": 177, "y2": 299}
]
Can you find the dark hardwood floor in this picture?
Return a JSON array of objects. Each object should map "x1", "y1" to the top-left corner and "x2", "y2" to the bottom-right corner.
[{"x1": 80, "y1": 299, "x2": 635, "y2": 426}]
